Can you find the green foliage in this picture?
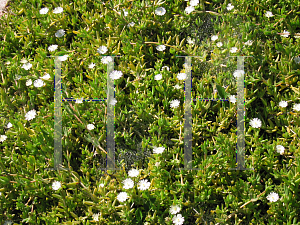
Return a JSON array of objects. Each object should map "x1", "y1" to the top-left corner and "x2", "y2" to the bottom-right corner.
[{"x1": 0, "y1": 0, "x2": 300, "y2": 224}]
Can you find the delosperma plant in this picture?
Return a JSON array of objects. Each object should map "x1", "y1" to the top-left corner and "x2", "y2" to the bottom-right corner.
[{"x1": 0, "y1": 0, "x2": 300, "y2": 224}]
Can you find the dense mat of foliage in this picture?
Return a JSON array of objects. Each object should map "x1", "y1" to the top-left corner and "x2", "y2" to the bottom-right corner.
[{"x1": 0, "y1": 0, "x2": 300, "y2": 224}]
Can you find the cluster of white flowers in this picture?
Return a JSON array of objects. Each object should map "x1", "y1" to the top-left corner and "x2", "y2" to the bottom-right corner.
[
  {"x1": 169, "y1": 204, "x2": 184, "y2": 225},
  {"x1": 116, "y1": 168, "x2": 152, "y2": 203},
  {"x1": 40, "y1": 7, "x2": 63, "y2": 15},
  {"x1": 23, "y1": 60, "x2": 51, "y2": 87},
  {"x1": 278, "y1": 101, "x2": 300, "y2": 111}
]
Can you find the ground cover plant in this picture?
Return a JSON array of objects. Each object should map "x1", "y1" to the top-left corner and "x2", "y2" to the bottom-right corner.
[{"x1": 0, "y1": 0, "x2": 300, "y2": 224}]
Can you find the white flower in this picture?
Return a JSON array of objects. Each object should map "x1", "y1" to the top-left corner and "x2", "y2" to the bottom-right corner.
[
  {"x1": 278, "y1": 101, "x2": 288, "y2": 108},
  {"x1": 267, "y1": 192, "x2": 279, "y2": 202},
  {"x1": 156, "y1": 45, "x2": 166, "y2": 51},
  {"x1": 0, "y1": 135, "x2": 7, "y2": 143},
  {"x1": 128, "y1": 168, "x2": 140, "y2": 177},
  {"x1": 190, "y1": 0, "x2": 199, "y2": 7},
  {"x1": 211, "y1": 35, "x2": 218, "y2": 41},
  {"x1": 20, "y1": 59, "x2": 28, "y2": 64},
  {"x1": 34, "y1": 79, "x2": 45, "y2": 87},
  {"x1": 174, "y1": 84, "x2": 181, "y2": 89},
  {"x1": 41, "y1": 73, "x2": 51, "y2": 80},
  {"x1": 185, "y1": 6, "x2": 195, "y2": 14},
  {"x1": 172, "y1": 214, "x2": 185, "y2": 225},
  {"x1": 15, "y1": 75, "x2": 22, "y2": 80},
  {"x1": 53, "y1": 7, "x2": 63, "y2": 14},
  {"x1": 88, "y1": 63, "x2": 96, "y2": 69},
  {"x1": 25, "y1": 109, "x2": 37, "y2": 121},
  {"x1": 281, "y1": 30, "x2": 290, "y2": 38},
  {"x1": 276, "y1": 145, "x2": 285, "y2": 155},
  {"x1": 101, "y1": 56, "x2": 113, "y2": 64},
  {"x1": 26, "y1": 79, "x2": 32, "y2": 86},
  {"x1": 109, "y1": 70, "x2": 123, "y2": 80},
  {"x1": 52, "y1": 181, "x2": 62, "y2": 190},
  {"x1": 244, "y1": 40, "x2": 253, "y2": 46},
  {"x1": 155, "y1": 162, "x2": 161, "y2": 167},
  {"x1": 55, "y1": 29, "x2": 65, "y2": 38},
  {"x1": 7, "y1": 122, "x2": 13, "y2": 128},
  {"x1": 110, "y1": 98, "x2": 118, "y2": 106},
  {"x1": 154, "y1": 74, "x2": 162, "y2": 80},
  {"x1": 228, "y1": 95, "x2": 236, "y2": 103},
  {"x1": 39, "y1": 7, "x2": 49, "y2": 14},
  {"x1": 128, "y1": 22, "x2": 135, "y2": 27},
  {"x1": 227, "y1": 3, "x2": 234, "y2": 11},
  {"x1": 155, "y1": 7, "x2": 166, "y2": 16},
  {"x1": 250, "y1": 118, "x2": 262, "y2": 128},
  {"x1": 137, "y1": 179, "x2": 151, "y2": 191},
  {"x1": 293, "y1": 103, "x2": 300, "y2": 112},
  {"x1": 75, "y1": 98, "x2": 83, "y2": 104},
  {"x1": 265, "y1": 11, "x2": 274, "y2": 18},
  {"x1": 216, "y1": 42, "x2": 223, "y2": 47},
  {"x1": 170, "y1": 204, "x2": 181, "y2": 215},
  {"x1": 99, "y1": 183, "x2": 105, "y2": 188},
  {"x1": 233, "y1": 70, "x2": 245, "y2": 78},
  {"x1": 21, "y1": 62, "x2": 32, "y2": 70},
  {"x1": 117, "y1": 192, "x2": 129, "y2": 202},
  {"x1": 230, "y1": 47, "x2": 238, "y2": 53},
  {"x1": 3, "y1": 220, "x2": 13, "y2": 225},
  {"x1": 58, "y1": 55, "x2": 68, "y2": 61},
  {"x1": 92, "y1": 213, "x2": 100, "y2": 221},
  {"x1": 161, "y1": 66, "x2": 170, "y2": 71},
  {"x1": 153, "y1": 146, "x2": 165, "y2": 154},
  {"x1": 87, "y1": 124, "x2": 95, "y2": 131},
  {"x1": 122, "y1": 178, "x2": 134, "y2": 189},
  {"x1": 177, "y1": 73, "x2": 187, "y2": 80},
  {"x1": 187, "y1": 36, "x2": 195, "y2": 44},
  {"x1": 294, "y1": 56, "x2": 300, "y2": 64},
  {"x1": 5, "y1": 61, "x2": 10, "y2": 65},
  {"x1": 170, "y1": 99, "x2": 180, "y2": 108},
  {"x1": 48, "y1": 44, "x2": 58, "y2": 52},
  {"x1": 120, "y1": 9, "x2": 128, "y2": 16},
  {"x1": 97, "y1": 46, "x2": 108, "y2": 54}
]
